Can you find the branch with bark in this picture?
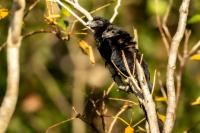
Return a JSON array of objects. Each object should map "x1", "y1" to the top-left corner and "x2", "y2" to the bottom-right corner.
[
  {"x1": 164, "y1": 0, "x2": 191, "y2": 133},
  {"x1": 0, "y1": 0, "x2": 26, "y2": 132}
]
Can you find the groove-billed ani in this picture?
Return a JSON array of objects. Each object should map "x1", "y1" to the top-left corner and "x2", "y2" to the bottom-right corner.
[{"x1": 87, "y1": 17, "x2": 152, "y2": 92}]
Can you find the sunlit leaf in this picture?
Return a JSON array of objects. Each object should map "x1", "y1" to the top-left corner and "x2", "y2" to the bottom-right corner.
[
  {"x1": 157, "y1": 113, "x2": 166, "y2": 123},
  {"x1": 155, "y1": 96, "x2": 167, "y2": 102},
  {"x1": 61, "y1": 8, "x2": 71, "y2": 17},
  {"x1": 79, "y1": 40, "x2": 95, "y2": 64},
  {"x1": 0, "y1": 8, "x2": 8, "y2": 20},
  {"x1": 191, "y1": 96, "x2": 200, "y2": 106},
  {"x1": 188, "y1": 14, "x2": 200, "y2": 24},
  {"x1": 124, "y1": 125, "x2": 134, "y2": 133},
  {"x1": 191, "y1": 54, "x2": 200, "y2": 60}
]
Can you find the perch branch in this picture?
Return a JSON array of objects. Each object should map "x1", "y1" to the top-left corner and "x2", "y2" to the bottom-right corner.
[
  {"x1": 0, "y1": 0, "x2": 25, "y2": 132},
  {"x1": 55, "y1": 0, "x2": 90, "y2": 28},
  {"x1": 64, "y1": 0, "x2": 93, "y2": 21},
  {"x1": 135, "y1": 60, "x2": 160, "y2": 133},
  {"x1": 164, "y1": 0, "x2": 191, "y2": 133}
]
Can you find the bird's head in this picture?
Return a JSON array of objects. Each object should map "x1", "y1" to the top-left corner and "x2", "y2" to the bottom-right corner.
[
  {"x1": 102, "y1": 25, "x2": 127, "y2": 39},
  {"x1": 87, "y1": 17, "x2": 110, "y2": 32}
]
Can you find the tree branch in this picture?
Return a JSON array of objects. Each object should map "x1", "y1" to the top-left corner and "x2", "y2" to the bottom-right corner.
[
  {"x1": 64, "y1": 0, "x2": 93, "y2": 21},
  {"x1": 164, "y1": 0, "x2": 191, "y2": 132},
  {"x1": 110, "y1": 0, "x2": 121, "y2": 23},
  {"x1": 0, "y1": 0, "x2": 25, "y2": 132},
  {"x1": 55, "y1": 0, "x2": 90, "y2": 28},
  {"x1": 135, "y1": 60, "x2": 160, "y2": 133}
]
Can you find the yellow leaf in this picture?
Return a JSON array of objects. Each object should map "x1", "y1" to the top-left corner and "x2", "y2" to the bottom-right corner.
[
  {"x1": 191, "y1": 54, "x2": 200, "y2": 60},
  {"x1": 0, "y1": 8, "x2": 9, "y2": 20},
  {"x1": 124, "y1": 125, "x2": 134, "y2": 133},
  {"x1": 157, "y1": 113, "x2": 166, "y2": 123},
  {"x1": 155, "y1": 96, "x2": 167, "y2": 102},
  {"x1": 191, "y1": 96, "x2": 200, "y2": 106},
  {"x1": 79, "y1": 40, "x2": 95, "y2": 64}
]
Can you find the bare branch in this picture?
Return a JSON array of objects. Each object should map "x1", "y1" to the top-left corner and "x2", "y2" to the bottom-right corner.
[
  {"x1": 110, "y1": 0, "x2": 121, "y2": 23},
  {"x1": 64, "y1": 0, "x2": 93, "y2": 21},
  {"x1": 0, "y1": 0, "x2": 25, "y2": 132},
  {"x1": 135, "y1": 60, "x2": 160, "y2": 133},
  {"x1": 164, "y1": 0, "x2": 191, "y2": 132},
  {"x1": 55, "y1": 0, "x2": 91, "y2": 29}
]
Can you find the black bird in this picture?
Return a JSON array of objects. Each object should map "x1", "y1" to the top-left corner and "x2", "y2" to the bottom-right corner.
[
  {"x1": 87, "y1": 17, "x2": 152, "y2": 92},
  {"x1": 102, "y1": 25, "x2": 152, "y2": 91}
]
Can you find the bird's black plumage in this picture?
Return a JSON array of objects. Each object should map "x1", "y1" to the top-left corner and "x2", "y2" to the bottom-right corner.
[{"x1": 87, "y1": 17, "x2": 152, "y2": 92}]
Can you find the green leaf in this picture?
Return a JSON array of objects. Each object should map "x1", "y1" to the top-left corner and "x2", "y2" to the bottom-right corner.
[
  {"x1": 57, "y1": 18, "x2": 69, "y2": 30},
  {"x1": 188, "y1": 14, "x2": 200, "y2": 24}
]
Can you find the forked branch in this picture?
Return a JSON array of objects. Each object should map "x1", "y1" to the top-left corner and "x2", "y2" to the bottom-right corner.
[{"x1": 164, "y1": 0, "x2": 191, "y2": 133}]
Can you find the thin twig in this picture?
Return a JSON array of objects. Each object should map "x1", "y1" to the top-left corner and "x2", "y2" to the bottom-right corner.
[
  {"x1": 106, "y1": 82, "x2": 115, "y2": 96},
  {"x1": 155, "y1": 0, "x2": 170, "y2": 54},
  {"x1": 0, "y1": 0, "x2": 25, "y2": 132},
  {"x1": 157, "y1": 71, "x2": 167, "y2": 98},
  {"x1": 151, "y1": 69, "x2": 157, "y2": 95},
  {"x1": 133, "y1": 117, "x2": 146, "y2": 128},
  {"x1": 188, "y1": 40, "x2": 200, "y2": 57},
  {"x1": 46, "y1": 116, "x2": 77, "y2": 133},
  {"x1": 164, "y1": 0, "x2": 191, "y2": 132},
  {"x1": 110, "y1": 0, "x2": 121, "y2": 23},
  {"x1": 121, "y1": 51, "x2": 142, "y2": 96},
  {"x1": 108, "y1": 97, "x2": 138, "y2": 105},
  {"x1": 69, "y1": 2, "x2": 112, "y2": 34},
  {"x1": 0, "y1": 42, "x2": 6, "y2": 52},
  {"x1": 23, "y1": 29, "x2": 57, "y2": 39},
  {"x1": 162, "y1": 0, "x2": 173, "y2": 41},
  {"x1": 107, "y1": 104, "x2": 129, "y2": 133},
  {"x1": 24, "y1": 0, "x2": 40, "y2": 18},
  {"x1": 133, "y1": 28, "x2": 139, "y2": 49},
  {"x1": 176, "y1": 30, "x2": 191, "y2": 103}
]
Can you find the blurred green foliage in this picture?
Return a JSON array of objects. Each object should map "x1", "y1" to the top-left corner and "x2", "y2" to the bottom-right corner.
[{"x1": 0, "y1": 0, "x2": 200, "y2": 133}]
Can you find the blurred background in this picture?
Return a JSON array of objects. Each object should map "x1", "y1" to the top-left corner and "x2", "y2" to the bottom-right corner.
[{"x1": 0, "y1": 0, "x2": 200, "y2": 132}]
